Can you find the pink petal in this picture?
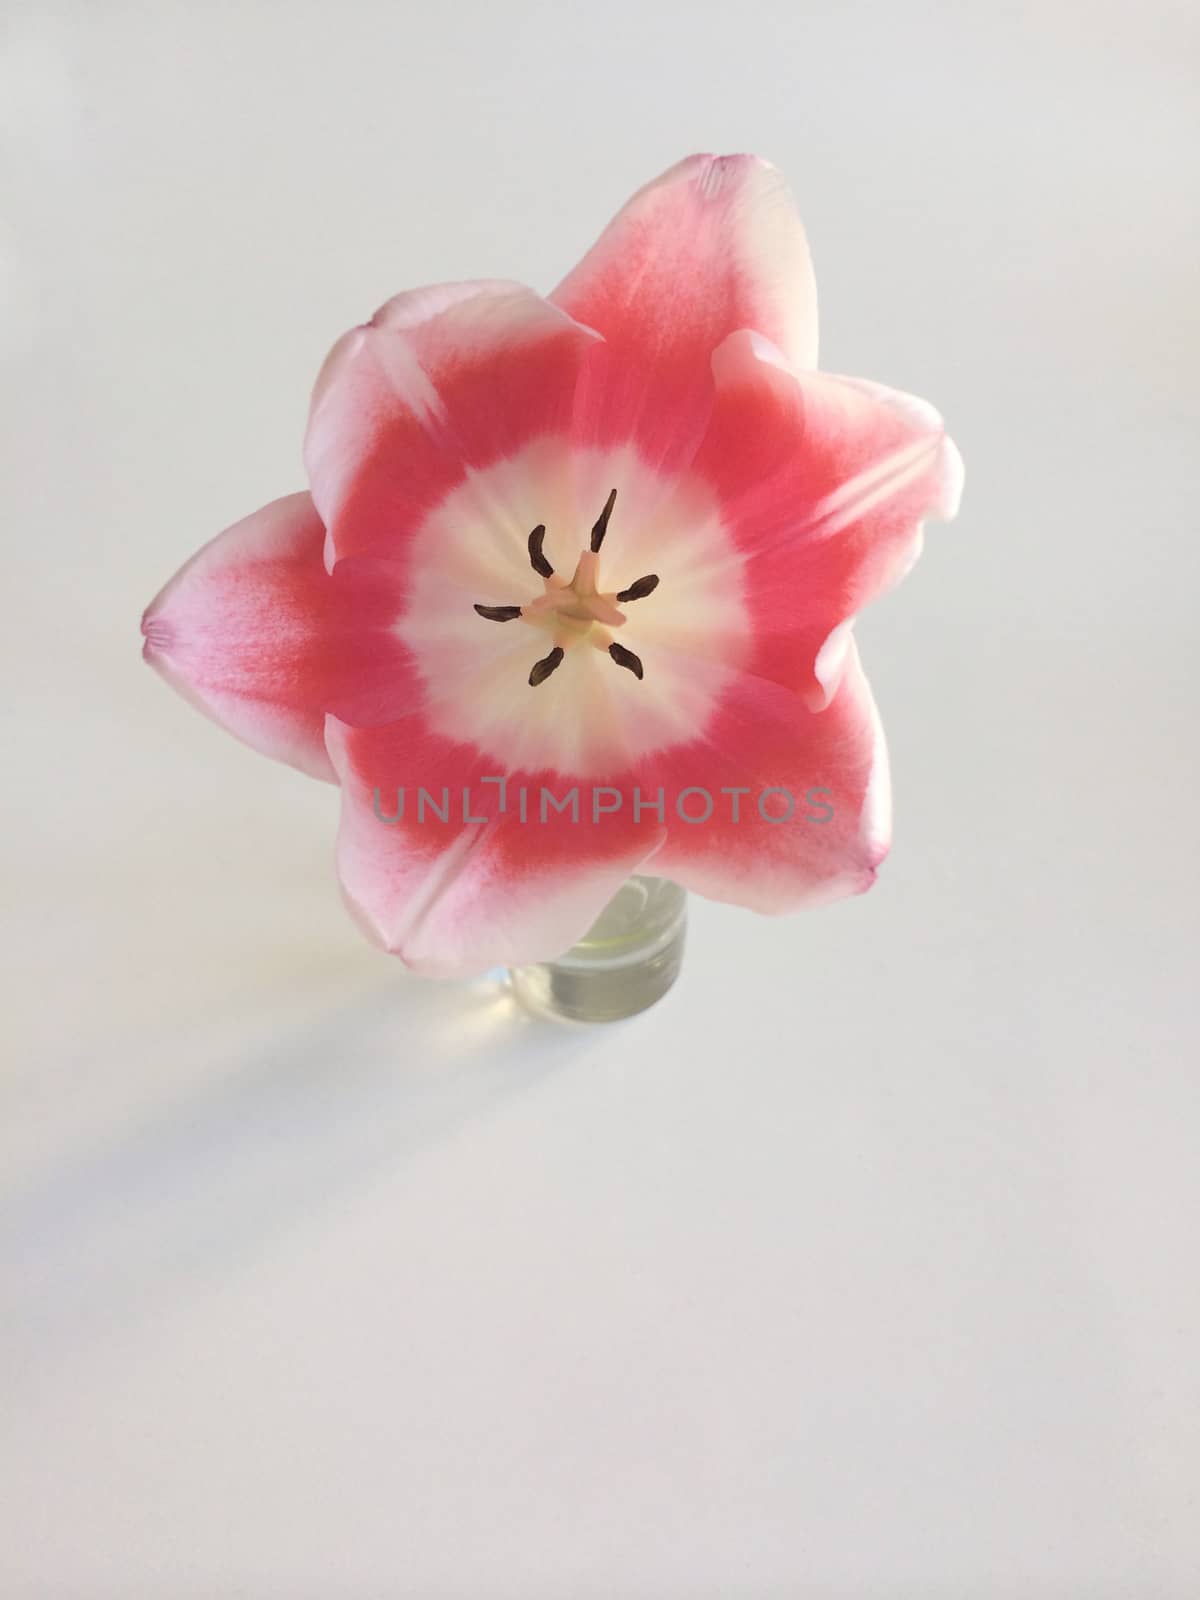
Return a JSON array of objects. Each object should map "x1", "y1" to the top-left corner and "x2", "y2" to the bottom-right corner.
[
  {"x1": 326, "y1": 716, "x2": 666, "y2": 977},
  {"x1": 305, "y1": 281, "x2": 600, "y2": 568},
  {"x1": 650, "y1": 639, "x2": 890, "y2": 911},
  {"x1": 696, "y1": 330, "x2": 963, "y2": 708},
  {"x1": 552, "y1": 154, "x2": 818, "y2": 466},
  {"x1": 141, "y1": 492, "x2": 419, "y2": 780}
]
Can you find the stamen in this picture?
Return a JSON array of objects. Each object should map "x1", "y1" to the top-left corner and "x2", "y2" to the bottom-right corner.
[
  {"x1": 529, "y1": 645, "x2": 565, "y2": 687},
  {"x1": 590, "y1": 487, "x2": 617, "y2": 553},
  {"x1": 608, "y1": 641, "x2": 644, "y2": 680},
  {"x1": 473, "y1": 603, "x2": 522, "y2": 622},
  {"x1": 528, "y1": 524, "x2": 553, "y2": 578},
  {"x1": 471, "y1": 489, "x2": 657, "y2": 686},
  {"x1": 615, "y1": 573, "x2": 659, "y2": 603}
]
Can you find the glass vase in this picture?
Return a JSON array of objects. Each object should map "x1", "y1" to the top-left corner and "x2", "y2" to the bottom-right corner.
[{"x1": 508, "y1": 875, "x2": 687, "y2": 1023}]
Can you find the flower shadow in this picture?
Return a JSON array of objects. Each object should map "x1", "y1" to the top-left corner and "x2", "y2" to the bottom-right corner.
[{"x1": 5, "y1": 968, "x2": 592, "y2": 1379}]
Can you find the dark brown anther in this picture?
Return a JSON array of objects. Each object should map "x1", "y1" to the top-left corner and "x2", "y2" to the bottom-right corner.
[
  {"x1": 590, "y1": 487, "x2": 617, "y2": 553},
  {"x1": 608, "y1": 641, "x2": 644, "y2": 680},
  {"x1": 473, "y1": 603, "x2": 523, "y2": 622},
  {"x1": 529, "y1": 645, "x2": 565, "y2": 687},
  {"x1": 615, "y1": 573, "x2": 659, "y2": 603},
  {"x1": 528, "y1": 523, "x2": 553, "y2": 578}
]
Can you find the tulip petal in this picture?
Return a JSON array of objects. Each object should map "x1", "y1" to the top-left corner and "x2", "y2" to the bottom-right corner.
[
  {"x1": 326, "y1": 716, "x2": 667, "y2": 977},
  {"x1": 305, "y1": 281, "x2": 601, "y2": 568},
  {"x1": 651, "y1": 639, "x2": 890, "y2": 911},
  {"x1": 696, "y1": 330, "x2": 963, "y2": 708},
  {"x1": 142, "y1": 492, "x2": 419, "y2": 780},
  {"x1": 552, "y1": 154, "x2": 818, "y2": 465}
]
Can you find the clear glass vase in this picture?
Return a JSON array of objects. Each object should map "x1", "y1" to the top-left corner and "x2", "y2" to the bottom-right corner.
[{"x1": 509, "y1": 875, "x2": 687, "y2": 1023}]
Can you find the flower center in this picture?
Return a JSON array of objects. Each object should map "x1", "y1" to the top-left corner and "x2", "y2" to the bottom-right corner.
[{"x1": 473, "y1": 488, "x2": 659, "y2": 686}]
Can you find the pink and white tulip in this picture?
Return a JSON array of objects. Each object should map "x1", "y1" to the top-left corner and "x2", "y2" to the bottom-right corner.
[{"x1": 142, "y1": 155, "x2": 962, "y2": 977}]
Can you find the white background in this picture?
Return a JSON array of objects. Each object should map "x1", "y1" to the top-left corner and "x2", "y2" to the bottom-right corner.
[{"x1": 3, "y1": 2, "x2": 1198, "y2": 1595}]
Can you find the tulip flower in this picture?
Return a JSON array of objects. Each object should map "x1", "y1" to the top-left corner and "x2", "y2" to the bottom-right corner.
[{"x1": 142, "y1": 154, "x2": 962, "y2": 976}]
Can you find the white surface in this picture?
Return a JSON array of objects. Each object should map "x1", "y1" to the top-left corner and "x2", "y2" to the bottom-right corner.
[{"x1": 3, "y1": 2, "x2": 1198, "y2": 1596}]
